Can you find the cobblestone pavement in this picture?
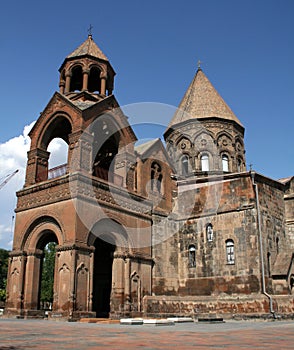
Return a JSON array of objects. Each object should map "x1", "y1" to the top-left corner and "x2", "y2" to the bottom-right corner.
[{"x1": 0, "y1": 319, "x2": 293, "y2": 349}]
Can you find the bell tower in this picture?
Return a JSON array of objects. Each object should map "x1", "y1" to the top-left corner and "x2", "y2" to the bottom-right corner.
[
  {"x1": 59, "y1": 34, "x2": 115, "y2": 97},
  {"x1": 5, "y1": 35, "x2": 153, "y2": 320}
]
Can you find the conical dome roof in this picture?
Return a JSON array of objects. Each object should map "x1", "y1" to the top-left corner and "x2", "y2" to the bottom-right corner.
[
  {"x1": 168, "y1": 69, "x2": 243, "y2": 129},
  {"x1": 66, "y1": 34, "x2": 109, "y2": 61}
]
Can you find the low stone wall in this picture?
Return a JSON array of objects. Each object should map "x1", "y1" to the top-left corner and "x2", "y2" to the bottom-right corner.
[{"x1": 143, "y1": 294, "x2": 294, "y2": 319}]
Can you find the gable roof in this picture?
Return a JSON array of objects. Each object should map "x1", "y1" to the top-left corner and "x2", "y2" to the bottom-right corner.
[
  {"x1": 135, "y1": 138, "x2": 161, "y2": 156},
  {"x1": 168, "y1": 69, "x2": 243, "y2": 130},
  {"x1": 66, "y1": 34, "x2": 109, "y2": 61},
  {"x1": 135, "y1": 138, "x2": 175, "y2": 170}
]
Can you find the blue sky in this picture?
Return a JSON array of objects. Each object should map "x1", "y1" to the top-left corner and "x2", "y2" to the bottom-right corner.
[{"x1": 0, "y1": 0, "x2": 293, "y2": 249}]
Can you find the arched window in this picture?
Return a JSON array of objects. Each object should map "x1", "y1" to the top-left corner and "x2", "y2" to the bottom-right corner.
[
  {"x1": 222, "y1": 154, "x2": 229, "y2": 172},
  {"x1": 151, "y1": 162, "x2": 162, "y2": 193},
  {"x1": 188, "y1": 245, "x2": 196, "y2": 267},
  {"x1": 226, "y1": 239, "x2": 235, "y2": 264},
  {"x1": 181, "y1": 155, "x2": 189, "y2": 176},
  {"x1": 206, "y1": 224, "x2": 213, "y2": 242},
  {"x1": 201, "y1": 154, "x2": 209, "y2": 171}
]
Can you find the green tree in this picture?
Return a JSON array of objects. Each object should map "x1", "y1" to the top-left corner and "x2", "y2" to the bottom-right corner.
[
  {"x1": 40, "y1": 242, "x2": 56, "y2": 307},
  {"x1": 0, "y1": 248, "x2": 9, "y2": 302}
]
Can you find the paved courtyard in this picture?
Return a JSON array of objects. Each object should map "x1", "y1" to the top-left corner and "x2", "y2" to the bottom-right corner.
[{"x1": 0, "y1": 318, "x2": 293, "y2": 349}]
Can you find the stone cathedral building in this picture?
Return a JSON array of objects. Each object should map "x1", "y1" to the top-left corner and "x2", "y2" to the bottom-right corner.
[{"x1": 5, "y1": 35, "x2": 294, "y2": 320}]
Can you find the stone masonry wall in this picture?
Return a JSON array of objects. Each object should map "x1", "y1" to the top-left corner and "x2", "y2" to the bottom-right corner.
[{"x1": 152, "y1": 173, "x2": 262, "y2": 297}]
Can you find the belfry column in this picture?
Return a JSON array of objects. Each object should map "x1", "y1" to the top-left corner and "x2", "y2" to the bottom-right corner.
[
  {"x1": 65, "y1": 72, "x2": 71, "y2": 93},
  {"x1": 82, "y1": 69, "x2": 90, "y2": 91},
  {"x1": 100, "y1": 73, "x2": 107, "y2": 96},
  {"x1": 59, "y1": 81, "x2": 65, "y2": 94}
]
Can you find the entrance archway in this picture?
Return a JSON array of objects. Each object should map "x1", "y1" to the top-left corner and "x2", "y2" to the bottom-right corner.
[{"x1": 92, "y1": 237, "x2": 115, "y2": 317}]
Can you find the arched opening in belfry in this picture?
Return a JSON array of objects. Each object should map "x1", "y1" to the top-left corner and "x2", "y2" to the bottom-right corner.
[
  {"x1": 88, "y1": 66, "x2": 101, "y2": 93},
  {"x1": 92, "y1": 236, "x2": 116, "y2": 318},
  {"x1": 37, "y1": 231, "x2": 58, "y2": 312},
  {"x1": 37, "y1": 116, "x2": 71, "y2": 182},
  {"x1": 91, "y1": 117, "x2": 120, "y2": 183},
  {"x1": 47, "y1": 138, "x2": 68, "y2": 178},
  {"x1": 70, "y1": 65, "x2": 83, "y2": 92}
]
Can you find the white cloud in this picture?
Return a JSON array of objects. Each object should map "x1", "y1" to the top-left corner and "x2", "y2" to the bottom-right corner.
[
  {"x1": 0, "y1": 123, "x2": 70, "y2": 250},
  {"x1": 48, "y1": 138, "x2": 68, "y2": 168},
  {"x1": 0, "y1": 121, "x2": 35, "y2": 250}
]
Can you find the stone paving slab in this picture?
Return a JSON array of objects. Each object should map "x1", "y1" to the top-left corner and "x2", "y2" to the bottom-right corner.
[{"x1": 0, "y1": 318, "x2": 294, "y2": 349}]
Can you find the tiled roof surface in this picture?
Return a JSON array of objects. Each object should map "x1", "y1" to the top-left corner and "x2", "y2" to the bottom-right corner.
[
  {"x1": 71, "y1": 100, "x2": 97, "y2": 110},
  {"x1": 168, "y1": 69, "x2": 243, "y2": 128},
  {"x1": 135, "y1": 138, "x2": 160, "y2": 155},
  {"x1": 67, "y1": 35, "x2": 108, "y2": 61}
]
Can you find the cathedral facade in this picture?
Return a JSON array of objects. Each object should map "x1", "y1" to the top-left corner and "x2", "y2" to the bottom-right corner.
[{"x1": 5, "y1": 36, "x2": 294, "y2": 320}]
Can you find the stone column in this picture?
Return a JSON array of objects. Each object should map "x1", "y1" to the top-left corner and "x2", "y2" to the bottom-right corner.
[
  {"x1": 59, "y1": 81, "x2": 65, "y2": 94},
  {"x1": 65, "y1": 72, "x2": 72, "y2": 93},
  {"x1": 68, "y1": 131, "x2": 93, "y2": 174},
  {"x1": 100, "y1": 73, "x2": 107, "y2": 96},
  {"x1": 69, "y1": 248, "x2": 77, "y2": 317},
  {"x1": 25, "y1": 148, "x2": 50, "y2": 186},
  {"x1": 124, "y1": 257, "x2": 131, "y2": 312},
  {"x1": 88, "y1": 250, "x2": 94, "y2": 312},
  {"x1": 5, "y1": 252, "x2": 27, "y2": 315},
  {"x1": 111, "y1": 253, "x2": 125, "y2": 315},
  {"x1": 82, "y1": 69, "x2": 89, "y2": 91},
  {"x1": 23, "y1": 250, "x2": 42, "y2": 312},
  {"x1": 114, "y1": 151, "x2": 137, "y2": 189}
]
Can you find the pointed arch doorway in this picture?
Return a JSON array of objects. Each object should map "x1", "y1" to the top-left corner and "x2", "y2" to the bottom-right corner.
[{"x1": 92, "y1": 237, "x2": 116, "y2": 318}]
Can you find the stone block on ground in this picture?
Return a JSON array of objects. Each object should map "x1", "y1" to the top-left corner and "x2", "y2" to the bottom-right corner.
[
  {"x1": 143, "y1": 319, "x2": 175, "y2": 326},
  {"x1": 120, "y1": 318, "x2": 144, "y2": 325},
  {"x1": 167, "y1": 317, "x2": 194, "y2": 323}
]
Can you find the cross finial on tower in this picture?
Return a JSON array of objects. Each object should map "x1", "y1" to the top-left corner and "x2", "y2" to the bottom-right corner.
[
  {"x1": 197, "y1": 60, "x2": 202, "y2": 70},
  {"x1": 88, "y1": 24, "x2": 93, "y2": 37}
]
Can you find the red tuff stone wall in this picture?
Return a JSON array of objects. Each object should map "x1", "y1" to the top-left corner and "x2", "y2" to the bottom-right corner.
[{"x1": 143, "y1": 294, "x2": 294, "y2": 319}]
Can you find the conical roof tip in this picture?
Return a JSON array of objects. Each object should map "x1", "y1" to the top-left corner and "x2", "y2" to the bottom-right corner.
[
  {"x1": 168, "y1": 68, "x2": 243, "y2": 129},
  {"x1": 67, "y1": 34, "x2": 109, "y2": 61}
]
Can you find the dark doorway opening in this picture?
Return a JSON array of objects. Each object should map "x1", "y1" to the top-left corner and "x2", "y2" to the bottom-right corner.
[{"x1": 92, "y1": 237, "x2": 115, "y2": 318}]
